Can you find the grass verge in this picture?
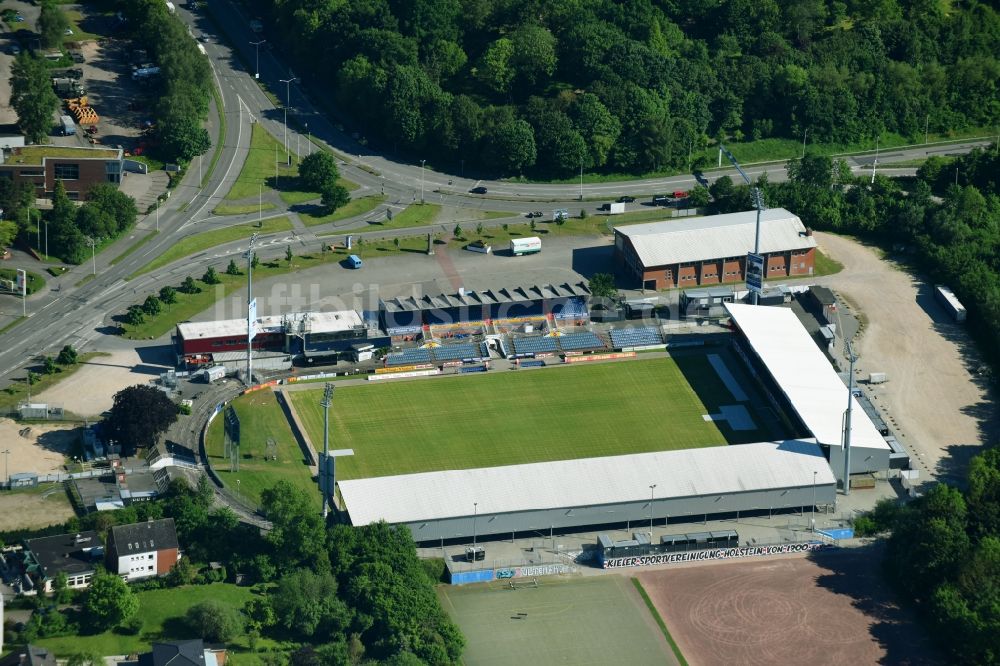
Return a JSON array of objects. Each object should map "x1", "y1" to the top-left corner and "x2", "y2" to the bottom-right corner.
[
  {"x1": 225, "y1": 124, "x2": 301, "y2": 200},
  {"x1": 366, "y1": 202, "x2": 440, "y2": 231},
  {"x1": 212, "y1": 201, "x2": 278, "y2": 216},
  {"x1": 204, "y1": 388, "x2": 318, "y2": 510},
  {"x1": 813, "y1": 248, "x2": 844, "y2": 277},
  {"x1": 109, "y1": 231, "x2": 158, "y2": 266},
  {"x1": 133, "y1": 216, "x2": 292, "y2": 277},
  {"x1": 202, "y1": 84, "x2": 227, "y2": 189},
  {"x1": 300, "y1": 195, "x2": 385, "y2": 227},
  {"x1": 0, "y1": 352, "x2": 107, "y2": 412},
  {"x1": 0, "y1": 316, "x2": 25, "y2": 336},
  {"x1": 290, "y1": 358, "x2": 727, "y2": 480},
  {"x1": 631, "y1": 578, "x2": 689, "y2": 666}
]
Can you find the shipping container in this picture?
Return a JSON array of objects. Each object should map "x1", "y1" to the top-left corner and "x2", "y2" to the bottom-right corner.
[
  {"x1": 510, "y1": 237, "x2": 542, "y2": 256},
  {"x1": 935, "y1": 285, "x2": 966, "y2": 323}
]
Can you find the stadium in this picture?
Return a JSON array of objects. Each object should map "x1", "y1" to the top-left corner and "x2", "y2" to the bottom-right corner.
[{"x1": 280, "y1": 301, "x2": 896, "y2": 546}]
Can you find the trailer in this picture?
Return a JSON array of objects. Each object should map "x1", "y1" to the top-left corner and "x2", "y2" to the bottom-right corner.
[
  {"x1": 59, "y1": 115, "x2": 75, "y2": 136},
  {"x1": 203, "y1": 365, "x2": 226, "y2": 382},
  {"x1": 605, "y1": 202, "x2": 625, "y2": 214},
  {"x1": 510, "y1": 237, "x2": 542, "y2": 256},
  {"x1": 935, "y1": 285, "x2": 966, "y2": 323},
  {"x1": 869, "y1": 372, "x2": 888, "y2": 384}
]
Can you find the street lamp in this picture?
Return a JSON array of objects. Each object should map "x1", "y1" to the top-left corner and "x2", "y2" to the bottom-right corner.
[
  {"x1": 43, "y1": 217, "x2": 48, "y2": 258},
  {"x1": 85, "y1": 236, "x2": 96, "y2": 275},
  {"x1": 472, "y1": 502, "x2": 478, "y2": 552},
  {"x1": 250, "y1": 40, "x2": 265, "y2": 79},
  {"x1": 801, "y1": 128, "x2": 809, "y2": 158},
  {"x1": 1, "y1": 449, "x2": 9, "y2": 487},
  {"x1": 279, "y1": 77, "x2": 298, "y2": 159},
  {"x1": 579, "y1": 161, "x2": 584, "y2": 201},
  {"x1": 811, "y1": 471, "x2": 817, "y2": 531},
  {"x1": 649, "y1": 484, "x2": 657, "y2": 539},
  {"x1": 420, "y1": 159, "x2": 425, "y2": 203}
]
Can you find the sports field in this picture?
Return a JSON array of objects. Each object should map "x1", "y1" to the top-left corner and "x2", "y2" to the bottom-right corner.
[
  {"x1": 289, "y1": 358, "x2": 730, "y2": 480},
  {"x1": 204, "y1": 389, "x2": 318, "y2": 509},
  {"x1": 438, "y1": 576, "x2": 679, "y2": 666}
]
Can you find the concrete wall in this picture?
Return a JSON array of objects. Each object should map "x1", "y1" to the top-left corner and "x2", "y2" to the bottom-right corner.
[{"x1": 402, "y1": 483, "x2": 837, "y2": 544}]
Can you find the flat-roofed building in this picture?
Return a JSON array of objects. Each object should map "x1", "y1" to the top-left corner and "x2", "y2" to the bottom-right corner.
[
  {"x1": 0, "y1": 145, "x2": 123, "y2": 200},
  {"x1": 614, "y1": 208, "x2": 816, "y2": 290}
]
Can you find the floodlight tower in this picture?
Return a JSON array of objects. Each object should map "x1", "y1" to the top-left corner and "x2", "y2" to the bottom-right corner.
[
  {"x1": 719, "y1": 145, "x2": 766, "y2": 305},
  {"x1": 842, "y1": 339, "x2": 858, "y2": 495},
  {"x1": 245, "y1": 232, "x2": 259, "y2": 385},
  {"x1": 320, "y1": 383, "x2": 334, "y2": 518}
]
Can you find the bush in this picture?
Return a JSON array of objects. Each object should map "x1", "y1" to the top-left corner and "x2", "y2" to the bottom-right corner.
[
  {"x1": 186, "y1": 600, "x2": 244, "y2": 643},
  {"x1": 852, "y1": 515, "x2": 879, "y2": 537},
  {"x1": 116, "y1": 614, "x2": 143, "y2": 635}
]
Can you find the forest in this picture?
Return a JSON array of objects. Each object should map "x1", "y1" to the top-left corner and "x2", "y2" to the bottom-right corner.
[{"x1": 254, "y1": 0, "x2": 1000, "y2": 176}]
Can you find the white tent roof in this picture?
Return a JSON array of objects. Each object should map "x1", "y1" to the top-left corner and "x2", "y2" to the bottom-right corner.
[
  {"x1": 725, "y1": 302, "x2": 889, "y2": 451},
  {"x1": 339, "y1": 441, "x2": 834, "y2": 525},
  {"x1": 614, "y1": 208, "x2": 816, "y2": 268}
]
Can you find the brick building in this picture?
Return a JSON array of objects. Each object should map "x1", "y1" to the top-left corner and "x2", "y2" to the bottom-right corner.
[
  {"x1": 613, "y1": 208, "x2": 817, "y2": 290},
  {"x1": 107, "y1": 518, "x2": 180, "y2": 581},
  {"x1": 0, "y1": 145, "x2": 123, "y2": 200}
]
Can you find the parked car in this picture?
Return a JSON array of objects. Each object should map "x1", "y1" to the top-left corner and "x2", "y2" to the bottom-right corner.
[
  {"x1": 617, "y1": 195, "x2": 635, "y2": 203},
  {"x1": 7, "y1": 44, "x2": 20, "y2": 55},
  {"x1": 469, "y1": 186, "x2": 487, "y2": 194},
  {"x1": 526, "y1": 211, "x2": 544, "y2": 218}
]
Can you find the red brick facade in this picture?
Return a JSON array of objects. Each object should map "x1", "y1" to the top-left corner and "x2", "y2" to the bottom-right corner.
[{"x1": 0, "y1": 150, "x2": 123, "y2": 200}]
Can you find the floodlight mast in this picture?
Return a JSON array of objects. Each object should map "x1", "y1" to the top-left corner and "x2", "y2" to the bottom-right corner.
[
  {"x1": 320, "y1": 383, "x2": 334, "y2": 518},
  {"x1": 245, "y1": 232, "x2": 259, "y2": 385},
  {"x1": 719, "y1": 145, "x2": 766, "y2": 305}
]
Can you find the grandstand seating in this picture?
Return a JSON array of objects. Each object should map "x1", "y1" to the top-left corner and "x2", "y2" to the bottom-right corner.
[
  {"x1": 553, "y1": 297, "x2": 589, "y2": 320},
  {"x1": 386, "y1": 348, "x2": 433, "y2": 365},
  {"x1": 431, "y1": 344, "x2": 480, "y2": 362},
  {"x1": 513, "y1": 336, "x2": 559, "y2": 354},
  {"x1": 480, "y1": 341, "x2": 490, "y2": 357},
  {"x1": 557, "y1": 332, "x2": 605, "y2": 351},
  {"x1": 609, "y1": 327, "x2": 663, "y2": 349}
]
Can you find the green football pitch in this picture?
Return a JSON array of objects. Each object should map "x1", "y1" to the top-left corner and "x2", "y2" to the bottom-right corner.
[
  {"x1": 289, "y1": 357, "x2": 734, "y2": 481},
  {"x1": 438, "y1": 576, "x2": 680, "y2": 666}
]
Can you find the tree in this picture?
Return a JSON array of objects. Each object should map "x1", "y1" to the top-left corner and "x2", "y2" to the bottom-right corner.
[
  {"x1": 124, "y1": 305, "x2": 145, "y2": 327},
  {"x1": 270, "y1": 569, "x2": 351, "y2": 639},
  {"x1": 251, "y1": 254, "x2": 260, "y2": 270},
  {"x1": 588, "y1": 273, "x2": 617, "y2": 299},
  {"x1": 57, "y1": 345, "x2": 78, "y2": 365},
  {"x1": 181, "y1": 276, "x2": 200, "y2": 294},
  {"x1": 84, "y1": 571, "x2": 139, "y2": 631},
  {"x1": 0, "y1": 220, "x2": 18, "y2": 250},
  {"x1": 38, "y1": 1, "x2": 70, "y2": 49},
  {"x1": 453, "y1": 223, "x2": 463, "y2": 238},
  {"x1": 260, "y1": 481, "x2": 328, "y2": 572},
  {"x1": 285, "y1": 245, "x2": 293, "y2": 263},
  {"x1": 43, "y1": 356, "x2": 58, "y2": 375},
  {"x1": 157, "y1": 99, "x2": 211, "y2": 162},
  {"x1": 142, "y1": 295, "x2": 162, "y2": 316},
  {"x1": 86, "y1": 184, "x2": 138, "y2": 235},
  {"x1": 186, "y1": 600, "x2": 245, "y2": 643},
  {"x1": 687, "y1": 185, "x2": 711, "y2": 208},
  {"x1": 298, "y1": 152, "x2": 340, "y2": 193},
  {"x1": 226, "y1": 260, "x2": 240, "y2": 276},
  {"x1": 320, "y1": 182, "x2": 350, "y2": 213},
  {"x1": 104, "y1": 385, "x2": 179, "y2": 456},
  {"x1": 53, "y1": 571, "x2": 72, "y2": 604},
  {"x1": 159, "y1": 286, "x2": 177, "y2": 304},
  {"x1": 11, "y1": 53, "x2": 60, "y2": 144},
  {"x1": 202, "y1": 267, "x2": 220, "y2": 285}
]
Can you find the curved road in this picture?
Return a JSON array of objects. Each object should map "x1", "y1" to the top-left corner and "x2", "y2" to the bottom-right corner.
[{"x1": 0, "y1": 1, "x2": 993, "y2": 387}]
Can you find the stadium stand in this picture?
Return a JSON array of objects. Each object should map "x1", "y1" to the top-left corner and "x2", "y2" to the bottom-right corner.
[
  {"x1": 513, "y1": 336, "x2": 559, "y2": 354},
  {"x1": 609, "y1": 327, "x2": 663, "y2": 348},
  {"x1": 557, "y1": 332, "x2": 605, "y2": 351},
  {"x1": 479, "y1": 341, "x2": 490, "y2": 357},
  {"x1": 386, "y1": 348, "x2": 433, "y2": 365},
  {"x1": 431, "y1": 344, "x2": 480, "y2": 362}
]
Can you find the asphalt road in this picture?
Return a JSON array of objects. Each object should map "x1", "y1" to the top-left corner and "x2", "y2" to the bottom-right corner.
[{"x1": 0, "y1": 1, "x2": 992, "y2": 389}]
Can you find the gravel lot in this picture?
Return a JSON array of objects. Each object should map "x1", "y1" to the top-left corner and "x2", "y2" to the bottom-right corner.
[
  {"x1": 0, "y1": 416, "x2": 76, "y2": 475},
  {"x1": 816, "y1": 232, "x2": 995, "y2": 483}
]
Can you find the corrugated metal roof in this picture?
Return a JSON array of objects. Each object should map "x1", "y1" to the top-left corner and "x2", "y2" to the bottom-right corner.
[
  {"x1": 615, "y1": 208, "x2": 816, "y2": 267},
  {"x1": 381, "y1": 282, "x2": 592, "y2": 313},
  {"x1": 725, "y1": 303, "x2": 889, "y2": 450},
  {"x1": 339, "y1": 441, "x2": 835, "y2": 525}
]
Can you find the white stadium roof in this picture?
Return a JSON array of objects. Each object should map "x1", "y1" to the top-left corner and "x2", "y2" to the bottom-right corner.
[
  {"x1": 725, "y1": 302, "x2": 889, "y2": 451},
  {"x1": 339, "y1": 441, "x2": 834, "y2": 525},
  {"x1": 614, "y1": 208, "x2": 816, "y2": 268}
]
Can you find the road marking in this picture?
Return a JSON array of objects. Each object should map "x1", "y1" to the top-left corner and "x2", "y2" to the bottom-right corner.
[{"x1": 187, "y1": 95, "x2": 248, "y2": 225}]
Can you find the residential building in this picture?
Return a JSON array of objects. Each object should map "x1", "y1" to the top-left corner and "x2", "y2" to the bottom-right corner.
[
  {"x1": 107, "y1": 518, "x2": 180, "y2": 581},
  {"x1": 0, "y1": 645, "x2": 57, "y2": 666},
  {"x1": 0, "y1": 145, "x2": 123, "y2": 200},
  {"x1": 120, "y1": 640, "x2": 227, "y2": 666},
  {"x1": 22, "y1": 531, "x2": 102, "y2": 593}
]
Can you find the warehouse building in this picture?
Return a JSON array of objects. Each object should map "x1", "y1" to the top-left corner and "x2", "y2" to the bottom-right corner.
[
  {"x1": 338, "y1": 441, "x2": 837, "y2": 544},
  {"x1": 725, "y1": 302, "x2": 891, "y2": 482},
  {"x1": 379, "y1": 282, "x2": 591, "y2": 335},
  {"x1": 614, "y1": 208, "x2": 816, "y2": 290}
]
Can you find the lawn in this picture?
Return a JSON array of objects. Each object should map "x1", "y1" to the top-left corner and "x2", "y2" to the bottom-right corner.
[
  {"x1": 438, "y1": 576, "x2": 677, "y2": 666},
  {"x1": 36, "y1": 584, "x2": 263, "y2": 657},
  {"x1": 134, "y1": 216, "x2": 292, "y2": 276},
  {"x1": 367, "y1": 202, "x2": 440, "y2": 231},
  {"x1": 204, "y1": 388, "x2": 319, "y2": 510},
  {"x1": 212, "y1": 201, "x2": 278, "y2": 216},
  {"x1": 290, "y1": 358, "x2": 728, "y2": 480},
  {"x1": 813, "y1": 248, "x2": 844, "y2": 277},
  {"x1": 300, "y1": 195, "x2": 385, "y2": 226},
  {"x1": 0, "y1": 268, "x2": 46, "y2": 295}
]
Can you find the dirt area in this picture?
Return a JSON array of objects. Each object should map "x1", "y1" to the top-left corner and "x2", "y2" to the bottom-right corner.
[
  {"x1": 0, "y1": 484, "x2": 75, "y2": 531},
  {"x1": 0, "y1": 417, "x2": 77, "y2": 475},
  {"x1": 814, "y1": 233, "x2": 995, "y2": 483},
  {"x1": 34, "y1": 348, "x2": 170, "y2": 417},
  {"x1": 636, "y1": 550, "x2": 939, "y2": 666}
]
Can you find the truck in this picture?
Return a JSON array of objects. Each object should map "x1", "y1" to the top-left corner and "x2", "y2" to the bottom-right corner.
[
  {"x1": 203, "y1": 365, "x2": 226, "y2": 382},
  {"x1": 510, "y1": 237, "x2": 542, "y2": 256},
  {"x1": 602, "y1": 202, "x2": 625, "y2": 214},
  {"x1": 59, "y1": 115, "x2": 75, "y2": 136},
  {"x1": 52, "y1": 77, "x2": 84, "y2": 96},
  {"x1": 935, "y1": 285, "x2": 966, "y2": 323},
  {"x1": 868, "y1": 372, "x2": 888, "y2": 384}
]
